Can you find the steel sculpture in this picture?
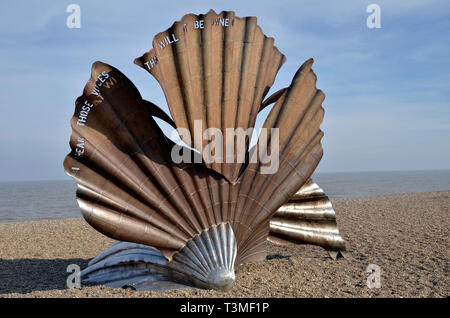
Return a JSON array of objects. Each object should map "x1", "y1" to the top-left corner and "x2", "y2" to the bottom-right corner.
[{"x1": 64, "y1": 10, "x2": 346, "y2": 291}]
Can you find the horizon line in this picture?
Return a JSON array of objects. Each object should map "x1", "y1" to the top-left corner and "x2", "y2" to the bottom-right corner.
[{"x1": 1, "y1": 168, "x2": 450, "y2": 183}]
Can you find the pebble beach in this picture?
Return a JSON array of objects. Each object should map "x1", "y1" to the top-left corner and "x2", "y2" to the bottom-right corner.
[{"x1": 0, "y1": 191, "x2": 448, "y2": 298}]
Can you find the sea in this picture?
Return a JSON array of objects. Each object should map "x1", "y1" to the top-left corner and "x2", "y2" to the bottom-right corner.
[{"x1": 0, "y1": 170, "x2": 449, "y2": 223}]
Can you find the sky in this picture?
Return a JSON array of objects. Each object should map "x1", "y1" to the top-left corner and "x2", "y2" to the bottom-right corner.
[{"x1": 0, "y1": 0, "x2": 449, "y2": 182}]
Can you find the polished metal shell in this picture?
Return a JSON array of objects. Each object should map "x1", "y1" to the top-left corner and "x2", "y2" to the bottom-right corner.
[
  {"x1": 81, "y1": 241, "x2": 173, "y2": 290},
  {"x1": 81, "y1": 223, "x2": 236, "y2": 291},
  {"x1": 269, "y1": 179, "x2": 346, "y2": 259},
  {"x1": 168, "y1": 223, "x2": 236, "y2": 290},
  {"x1": 64, "y1": 10, "x2": 346, "y2": 291},
  {"x1": 135, "y1": 10, "x2": 286, "y2": 182}
]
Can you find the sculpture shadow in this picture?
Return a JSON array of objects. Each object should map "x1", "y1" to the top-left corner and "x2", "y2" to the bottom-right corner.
[
  {"x1": 0, "y1": 258, "x2": 89, "y2": 294},
  {"x1": 266, "y1": 254, "x2": 291, "y2": 260}
]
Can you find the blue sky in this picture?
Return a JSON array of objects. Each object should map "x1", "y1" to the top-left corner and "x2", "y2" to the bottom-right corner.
[{"x1": 0, "y1": 0, "x2": 449, "y2": 181}]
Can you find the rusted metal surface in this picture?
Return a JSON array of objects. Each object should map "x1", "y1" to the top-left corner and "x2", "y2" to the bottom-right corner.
[{"x1": 64, "y1": 10, "x2": 347, "y2": 291}]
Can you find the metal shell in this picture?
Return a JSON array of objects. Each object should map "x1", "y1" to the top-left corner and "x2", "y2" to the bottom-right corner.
[
  {"x1": 269, "y1": 179, "x2": 346, "y2": 259},
  {"x1": 135, "y1": 10, "x2": 286, "y2": 182},
  {"x1": 64, "y1": 57, "x2": 326, "y2": 289},
  {"x1": 64, "y1": 10, "x2": 344, "y2": 291},
  {"x1": 82, "y1": 223, "x2": 236, "y2": 291}
]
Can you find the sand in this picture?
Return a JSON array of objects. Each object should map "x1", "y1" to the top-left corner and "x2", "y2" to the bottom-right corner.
[{"x1": 0, "y1": 191, "x2": 448, "y2": 298}]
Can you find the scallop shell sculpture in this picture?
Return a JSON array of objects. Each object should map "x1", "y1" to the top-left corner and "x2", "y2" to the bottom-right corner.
[{"x1": 64, "y1": 10, "x2": 346, "y2": 292}]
